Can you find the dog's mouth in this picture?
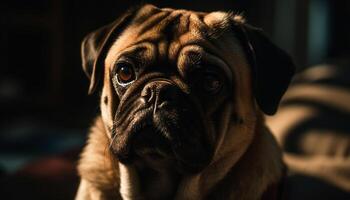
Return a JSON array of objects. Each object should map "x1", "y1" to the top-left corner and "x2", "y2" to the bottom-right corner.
[
  {"x1": 110, "y1": 108, "x2": 212, "y2": 174},
  {"x1": 132, "y1": 124, "x2": 173, "y2": 161}
]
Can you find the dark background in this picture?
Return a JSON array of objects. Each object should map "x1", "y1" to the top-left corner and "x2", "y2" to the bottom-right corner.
[{"x1": 0, "y1": 0, "x2": 349, "y2": 199}]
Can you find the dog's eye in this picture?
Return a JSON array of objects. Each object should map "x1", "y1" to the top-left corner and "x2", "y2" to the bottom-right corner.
[
  {"x1": 115, "y1": 61, "x2": 136, "y2": 85},
  {"x1": 202, "y1": 73, "x2": 222, "y2": 94}
]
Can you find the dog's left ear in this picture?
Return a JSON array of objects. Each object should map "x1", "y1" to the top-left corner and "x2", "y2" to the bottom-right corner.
[
  {"x1": 81, "y1": 9, "x2": 136, "y2": 94},
  {"x1": 232, "y1": 22, "x2": 296, "y2": 115}
]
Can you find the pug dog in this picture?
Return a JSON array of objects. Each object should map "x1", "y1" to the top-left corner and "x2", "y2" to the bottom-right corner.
[{"x1": 76, "y1": 4, "x2": 295, "y2": 200}]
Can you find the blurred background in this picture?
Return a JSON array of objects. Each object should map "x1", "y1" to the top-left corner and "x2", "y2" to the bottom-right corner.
[{"x1": 0, "y1": 0, "x2": 349, "y2": 199}]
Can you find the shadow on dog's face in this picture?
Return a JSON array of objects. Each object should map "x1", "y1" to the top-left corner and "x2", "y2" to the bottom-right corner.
[{"x1": 81, "y1": 5, "x2": 295, "y2": 175}]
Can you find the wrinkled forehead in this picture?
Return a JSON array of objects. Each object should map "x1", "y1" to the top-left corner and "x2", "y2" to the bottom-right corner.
[
  {"x1": 127, "y1": 4, "x2": 231, "y2": 45},
  {"x1": 105, "y1": 5, "x2": 248, "y2": 83},
  {"x1": 107, "y1": 5, "x2": 234, "y2": 59}
]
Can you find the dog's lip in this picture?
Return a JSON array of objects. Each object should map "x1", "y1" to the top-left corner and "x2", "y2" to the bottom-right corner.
[
  {"x1": 111, "y1": 109, "x2": 174, "y2": 161},
  {"x1": 134, "y1": 147, "x2": 170, "y2": 162},
  {"x1": 132, "y1": 124, "x2": 173, "y2": 156},
  {"x1": 112, "y1": 107, "x2": 212, "y2": 173},
  {"x1": 131, "y1": 122, "x2": 211, "y2": 173}
]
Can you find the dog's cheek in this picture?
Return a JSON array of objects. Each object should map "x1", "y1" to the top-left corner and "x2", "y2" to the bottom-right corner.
[{"x1": 100, "y1": 82, "x2": 118, "y2": 138}]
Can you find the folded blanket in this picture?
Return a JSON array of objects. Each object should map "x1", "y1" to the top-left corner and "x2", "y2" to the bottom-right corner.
[{"x1": 267, "y1": 63, "x2": 350, "y2": 199}]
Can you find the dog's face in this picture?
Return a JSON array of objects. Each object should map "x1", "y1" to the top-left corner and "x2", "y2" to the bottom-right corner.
[{"x1": 81, "y1": 5, "x2": 295, "y2": 174}]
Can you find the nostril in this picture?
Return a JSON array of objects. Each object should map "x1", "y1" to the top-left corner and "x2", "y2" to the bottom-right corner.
[
  {"x1": 167, "y1": 88, "x2": 177, "y2": 100},
  {"x1": 141, "y1": 85, "x2": 154, "y2": 103},
  {"x1": 141, "y1": 80, "x2": 181, "y2": 108},
  {"x1": 159, "y1": 87, "x2": 178, "y2": 102},
  {"x1": 155, "y1": 87, "x2": 181, "y2": 111}
]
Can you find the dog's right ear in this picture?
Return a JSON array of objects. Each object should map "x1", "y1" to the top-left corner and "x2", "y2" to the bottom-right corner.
[{"x1": 81, "y1": 9, "x2": 137, "y2": 94}]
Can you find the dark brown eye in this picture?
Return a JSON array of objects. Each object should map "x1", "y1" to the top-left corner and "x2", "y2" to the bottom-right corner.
[
  {"x1": 202, "y1": 73, "x2": 222, "y2": 94},
  {"x1": 115, "y1": 62, "x2": 135, "y2": 84}
]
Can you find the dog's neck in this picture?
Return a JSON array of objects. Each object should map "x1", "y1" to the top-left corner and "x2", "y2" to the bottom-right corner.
[{"x1": 119, "y1": 162, "x2": 181, "y2": 200}]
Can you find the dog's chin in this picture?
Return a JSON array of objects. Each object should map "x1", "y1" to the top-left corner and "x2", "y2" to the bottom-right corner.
[
  {"x1": 132, "y1": 125, "x2": 175, "y2": 167},
  {"x1": 112, "y1": 122, "x2": 212, "y2": 174}
]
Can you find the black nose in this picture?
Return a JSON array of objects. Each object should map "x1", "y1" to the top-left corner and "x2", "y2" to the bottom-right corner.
[{"x1": 141, "y1": 80, "x2": 180, "y2": 110}]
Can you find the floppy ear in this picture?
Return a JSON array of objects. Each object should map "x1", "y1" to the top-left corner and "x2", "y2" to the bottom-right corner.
[
  {"x1": 81, "y1": 9, "x2": 136, "y2": 94},
  {"x1": 232, "y1": 23, "x2": 296, "y2": 115}
]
